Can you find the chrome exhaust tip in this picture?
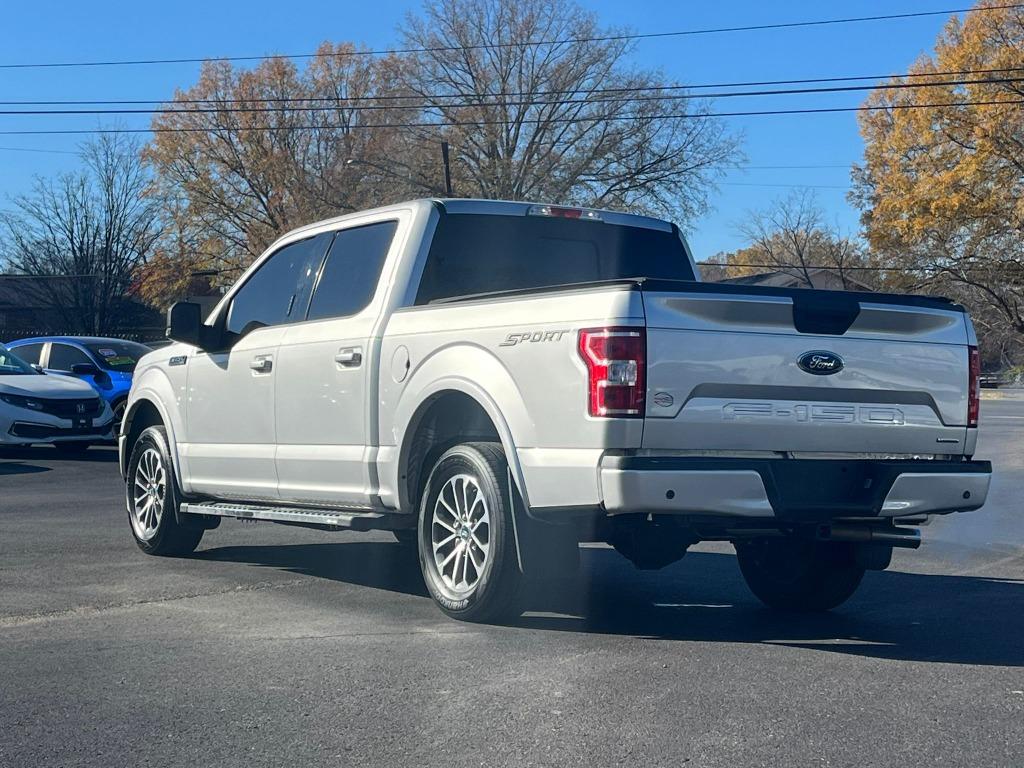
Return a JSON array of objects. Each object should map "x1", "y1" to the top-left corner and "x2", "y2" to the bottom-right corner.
[{"x1": 818, "y1": 523, "x2": 922, "y2": 549}]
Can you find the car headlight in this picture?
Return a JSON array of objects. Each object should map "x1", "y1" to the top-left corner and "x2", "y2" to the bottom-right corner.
[{"x1": 0, "y1": 393, "x2": 44, "y2": 411}]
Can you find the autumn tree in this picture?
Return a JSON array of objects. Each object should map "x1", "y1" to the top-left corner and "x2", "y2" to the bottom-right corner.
[
  {"x1": 704, "y1": 191, "x2": 869, "y2": 289},
  {"x1": 143, "y1": 43, "x2": 420, "y2": 273},
  {"x1": 0, "y1": 134, "x2": 161, "y2": 333},
  {"x1": 853, "y1": 1, "x2": 1024, "y2": 356},
  {"x1": 141, "y1": 0, "x2": 740, "y2": 304}
]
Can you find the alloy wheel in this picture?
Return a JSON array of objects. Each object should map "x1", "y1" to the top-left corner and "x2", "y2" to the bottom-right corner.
[
  {"x1": 131, "y1": 447, "x2": 166, "y2": 541},
  {"x1": 431, "y1": 473, "x2": 491, "y2": 596}
]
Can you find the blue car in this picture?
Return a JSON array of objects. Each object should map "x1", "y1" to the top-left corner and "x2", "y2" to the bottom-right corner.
[{"x1": 5, "y1": 336, "x2": 153, "y2": 432}]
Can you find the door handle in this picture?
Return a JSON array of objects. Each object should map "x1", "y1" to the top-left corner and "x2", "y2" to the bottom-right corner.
[
  {"x1": 249, "y1": 356, "x2": 273, "y2": 373},
  {"x1": 334, "y1": 347, "x2": 362, "y2": 367}
]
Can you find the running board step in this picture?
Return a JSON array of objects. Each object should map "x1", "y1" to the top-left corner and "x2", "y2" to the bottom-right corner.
[{"x1": 180, "y1": 502, "x2": 405, "y2": 531}]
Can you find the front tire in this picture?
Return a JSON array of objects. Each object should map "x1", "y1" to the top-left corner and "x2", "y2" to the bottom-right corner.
[
  {"x1": 418, "y1": 442, "x2": 523, "y2": 622},
  {"x1": 111, "y1": 398, "x2": 128, "y2": 438},
  {"x1": 126, "y1": 425, "x2": 203, "y2": 556},
  {"x1": 735, "y1": 537, "x2": 865, "y2": 612}
]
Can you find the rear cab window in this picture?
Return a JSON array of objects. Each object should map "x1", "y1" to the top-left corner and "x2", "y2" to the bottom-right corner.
[{"x1": 414, "y1": 212, "x2": 694, "y2": 304}]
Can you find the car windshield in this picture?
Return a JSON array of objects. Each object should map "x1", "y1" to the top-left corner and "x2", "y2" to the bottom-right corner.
[
  {"x1": 84, "y1": 341, "x2": 152, "y2": 373},
  {"x1": 0, "y1": 343, "x2": 37, "y2": 375}
]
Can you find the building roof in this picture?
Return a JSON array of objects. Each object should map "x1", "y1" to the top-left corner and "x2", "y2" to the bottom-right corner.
[
  {"x1": 717, "y1": 267, "x2": 873, "y2": 292},
  {"x1": 0, "y1": 276, "x2": 82, "y2": 309}
]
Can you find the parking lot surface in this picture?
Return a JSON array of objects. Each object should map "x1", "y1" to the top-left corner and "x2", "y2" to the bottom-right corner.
[{"x1": 2, "y1": 400, "x2": 1022, "y2": 767}]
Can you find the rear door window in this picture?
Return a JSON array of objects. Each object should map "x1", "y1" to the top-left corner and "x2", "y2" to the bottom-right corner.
[
  {"x1": 47, "y1": 343, "x2": 92, "y2": 371},
  {"x1": 306, "y1": 221, "x2": 398, "y2": 321}
]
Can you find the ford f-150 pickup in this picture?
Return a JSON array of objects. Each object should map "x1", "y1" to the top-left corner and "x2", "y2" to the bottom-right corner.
[{"x1": 119, "y1": 199, "x2": 991, "y2": 621}]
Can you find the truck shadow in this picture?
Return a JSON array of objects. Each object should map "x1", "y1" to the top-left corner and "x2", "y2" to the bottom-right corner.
[
  {"x1": 200, "y1": 540, "x2": 430, "y2": 598},
  {"x1": 528, "y1": 550, "x2": 1024, "y2": 668},
  {"x1": 199, "y1": 542, "x2": 1024, "y2": 667}
]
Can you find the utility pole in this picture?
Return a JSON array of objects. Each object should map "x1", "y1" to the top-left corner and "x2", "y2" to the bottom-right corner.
[{"x1": 440, "y1": 141, "x2": 453, "y2": 196}]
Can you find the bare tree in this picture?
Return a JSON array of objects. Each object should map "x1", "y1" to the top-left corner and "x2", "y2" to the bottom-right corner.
[
  {"x1": 0, "y1": 134, "x2": 162, "y2": 333},
  {"x1": 400, "y1": 0, "x2": 741, "y2": 222},
  {"x1": 733, "y1": 190, "x2": 869, "y2": 289}
]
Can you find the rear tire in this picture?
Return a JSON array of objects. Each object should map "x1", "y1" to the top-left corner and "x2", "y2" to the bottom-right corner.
[
  {"x1": 417, "y1": 442, "x2": 522, "y2": 622},
  {"x1": 126, "y1": 425, "x2": 203, "y2": 556},
  {"x1": 735, "y1": 537, "x2": 865, "y2": 612}
]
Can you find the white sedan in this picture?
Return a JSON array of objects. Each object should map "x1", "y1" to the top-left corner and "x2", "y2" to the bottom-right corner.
[{"x1": 0, "y1": 343, "x2": 115, "y2": 453}]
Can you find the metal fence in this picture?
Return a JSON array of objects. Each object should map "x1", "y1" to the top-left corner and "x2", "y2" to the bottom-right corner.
[{"x1": 1, "y1": 327, "x2": 166, "y2": 344}]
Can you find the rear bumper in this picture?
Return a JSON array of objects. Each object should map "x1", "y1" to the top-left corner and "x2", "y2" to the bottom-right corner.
[{"x1": 599, "y1": 456, "x2": 991, "y2": 521}]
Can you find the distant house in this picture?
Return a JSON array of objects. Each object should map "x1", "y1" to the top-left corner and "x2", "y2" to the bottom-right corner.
[
  {"x1": 716, "y1": 267, "x2": 874, "y2": 292},
  {"x1": 0, "y1": 275, "x2": 163, "y2": 342},
  {"x1": 0, "y1": 276, "x2": 67, "y2": 332},
  {"x1": 179, "y1": 271, "x2": 225, "y2": 319}
]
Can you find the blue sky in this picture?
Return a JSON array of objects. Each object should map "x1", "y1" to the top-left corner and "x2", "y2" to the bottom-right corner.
[{"x1": 0, "y1": 1, "x2": 957, "y2": 258}]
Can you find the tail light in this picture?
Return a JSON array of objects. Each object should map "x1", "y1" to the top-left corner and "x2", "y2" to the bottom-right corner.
[
  {"x1": 968, "y1": 344, "x2": 980, "y2": 427},
  {"x1": 578, "y1": 327, "x2": 645, "y2": 417}
]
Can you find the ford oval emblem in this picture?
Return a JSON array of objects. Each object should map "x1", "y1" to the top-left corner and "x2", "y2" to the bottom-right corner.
[{"x1": 797, "y1": 350, "x2": 844, "y2": 375}]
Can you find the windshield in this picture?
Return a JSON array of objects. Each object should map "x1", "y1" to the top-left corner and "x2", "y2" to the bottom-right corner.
[
  {"x1": 0, "y1": 343, "x2": 37, "y2": 375},
  {"x1": 414, "y1": 213, "x2": 695, "y2": 304},
  {"x1": 84, "y1": 341, "x2": 152, "y2": 373}
]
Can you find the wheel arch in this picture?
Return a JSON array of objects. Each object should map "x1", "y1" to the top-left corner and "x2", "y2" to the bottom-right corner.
[
  {"x1": 394, "y1": 382, "x2": 531, "y2": 516},
  {"x1": 120, "y1": 394, "x2": 180, "y2": 480}
]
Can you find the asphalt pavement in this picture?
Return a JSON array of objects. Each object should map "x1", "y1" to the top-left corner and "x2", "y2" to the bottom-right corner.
[{"x1": 1, "y1": 401, "x2": 1022, "y2": 767}]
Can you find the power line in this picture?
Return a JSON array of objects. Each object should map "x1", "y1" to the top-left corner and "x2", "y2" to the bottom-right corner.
[
  {"x1": 0, "y1": 145, "x2": 852, "y2": 170},
  {"x1": 0, "y1": 5, "x2": 1019, "y2": 70},
  {"x1": 0, "y1": 150, "x2": 851, "y2": 171},
  {"x1": 695, "y1": 263, "x2": 930, "y2": 272},
  {"x1": 0, "y1": 273, "x2": 99, "y2": 278},
  {"x1": 0, "y1": 97, "x2": 1019, "y2": 136},
  {"x1": 2, "y1": 75, "x2": 1021, "y2": 117},
  {"x1": 0, "y1": 145, "x2": 77, "y2": 155},
  {"x1": 738, "y1": 164, "x2": 850, "y2": 170},
  {"x1": 719, "y1": 182, "x2": 849, "y2": 190},
  {"x1": 6, "y1": 65, "x2": 1024, "y2": 107}
]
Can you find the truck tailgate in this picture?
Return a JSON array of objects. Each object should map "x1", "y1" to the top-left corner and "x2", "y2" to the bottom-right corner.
[{"x1": 641, "y1": 283, "x2": 974, "y2": 456}]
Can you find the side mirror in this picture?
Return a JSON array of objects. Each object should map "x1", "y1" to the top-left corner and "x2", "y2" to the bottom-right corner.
[
  {"x1": 70, "y1": 362, "x2": 101, "y2": 376},
  {"x1": 31, "y1": 363, "x2": 44, "y2": 374},
  {"x1": 166, "y1": 301, "x2": 206, "y2": 348}
]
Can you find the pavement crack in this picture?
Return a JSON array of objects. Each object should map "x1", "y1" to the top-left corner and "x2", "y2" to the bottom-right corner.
[{"x1": 0, "y1": 578, "x2": 310, "y2": 629}]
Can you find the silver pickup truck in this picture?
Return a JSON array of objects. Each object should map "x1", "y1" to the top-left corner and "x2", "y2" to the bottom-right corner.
[{"x1": 120, "y1": 199, "x2": 991, "y2": 621}]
